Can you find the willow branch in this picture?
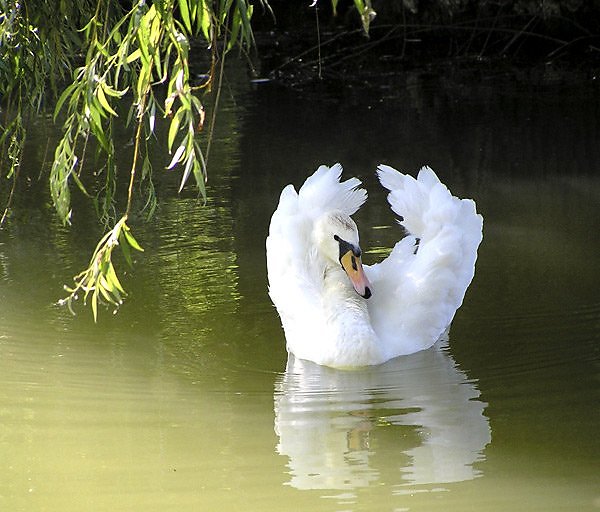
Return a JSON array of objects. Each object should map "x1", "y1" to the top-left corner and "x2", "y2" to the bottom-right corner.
[{"x1": 125, "y1": 93, "x2": 148, "y2": 218}]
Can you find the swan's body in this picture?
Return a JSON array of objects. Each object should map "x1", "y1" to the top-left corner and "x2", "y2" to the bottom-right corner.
[{"x1": 266, "y1": 164, "x2": 482, "y2": 368}]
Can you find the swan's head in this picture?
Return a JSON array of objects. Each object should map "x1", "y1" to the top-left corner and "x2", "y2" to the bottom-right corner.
[{"x1": 313, "y1": 211, "x2": 372, "y2": 299}]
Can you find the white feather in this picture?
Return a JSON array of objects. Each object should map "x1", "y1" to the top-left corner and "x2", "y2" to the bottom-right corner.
[{"x1": 266, "y1": 163, "x2": 483, "y2": 368}]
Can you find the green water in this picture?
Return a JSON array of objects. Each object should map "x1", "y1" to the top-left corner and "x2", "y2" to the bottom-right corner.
[{"x1": 0, "y1": 68, "x2": 599, "y2": 511}]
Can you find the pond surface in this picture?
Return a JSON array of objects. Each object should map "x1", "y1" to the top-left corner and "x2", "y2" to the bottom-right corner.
[{"x1": 1, "y1": 66, "x2": 599, "y2": 511}]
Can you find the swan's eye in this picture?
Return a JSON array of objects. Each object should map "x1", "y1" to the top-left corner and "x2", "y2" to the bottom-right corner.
[{"x1": 333, "y1": 235, "x2": 340, "y2": 242}]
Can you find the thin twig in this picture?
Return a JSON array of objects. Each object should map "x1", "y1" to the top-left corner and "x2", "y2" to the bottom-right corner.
[
  {"x1": 314, "y1": 4, "x2": 322, "y2": 80},
  {"x1": 126, "y1": 94, "x2": 147, "y2": 218},
  {"x1": 277, "y1": 15, "x2": 575, "y2": 76},
  {"x1": 38, "y1": 136, "x2": 51, "y2": 181},
  {"x1": 0, "y1": 94, "x2": 24, "y2": 229},
  {"x1": 204, "y1": 30, "x2": 228, "y2": 172},
  {"x1": 546, "y1": 35, "x2": 598, "y2": 59},
  {"x1": 0, "y1": 156, "x2": 21, "y2": 228},
  {"x1": 501, "y1": 15, "x2": 537, "y2": 55},
  {"x1": 271, "y1": 29, "x2": 363, "y2": 73},
  {"x1": 400, "y1": 1, "x2": 407, "y2": 59},
  {"x1": 479, "y1": 5, "x2": 502, "y2": 58}
]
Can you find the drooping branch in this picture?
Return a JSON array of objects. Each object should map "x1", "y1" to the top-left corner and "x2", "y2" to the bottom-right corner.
[{"x1": 46, "y1": 0, "x2": 259, "y2": 319}]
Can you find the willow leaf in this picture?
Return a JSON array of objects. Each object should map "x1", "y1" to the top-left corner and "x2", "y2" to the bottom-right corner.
[
  {"x1": 178, "y1": 0, "x2": 192, "y2": 33},
  {"x1": 179, "y1": 154, "x2": 194, "y2": 192},
  {"x1": 91, "y1": 288, "x2": 99, "y2": 322},
  {"x1": 101, "y1": 83, "x2": 129, "y2": 98},
  {"x1": 220, "y1": 0, "x2": 235, "y2": 24},
  {"x1": 106, "y1": 262, "x2": 126, "y2": 295},
  {"x1": 149, "y1": 99, "x2": 156, "y2": 133},
  {"x1": 227, "y1": 8, "x2": 241, "y2": 52},
  {"x1": 98, "y1": 280, "x2": 117, "y2": 305},
  {"x1": 199, "y1": 1, "x2": 211, "y2": 42},
  {"x1": 54, "y1": 81, "x2": 79, "y2": 120},
  {"x1": 122, "y1": 227, "x2": 144, "y2": 252},
  {"x1": 332, "y1": 0, "x2": 340, "y2": 15},
  {"x1": 235, "y1": 0, "x2": 255, "y2": 47},
  {"x1": 119, "y1": 231, "x2": 133, "y2": 267},
  {"x1": 167, "y1": 144, "x2": 185, "y2": 170},
  {"x1": 126, "y1": 48, "x2": 141, "y2": 63},
  {"x1": 97, "y1": 85, "x2": 119, "y2": 117},
  {"x1": 167, "y1": 108, "x2": 184, "y2": 150}
]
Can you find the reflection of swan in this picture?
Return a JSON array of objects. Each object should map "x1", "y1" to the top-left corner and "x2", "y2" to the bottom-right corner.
[
  {"x1": 274, "y1": 342, "x2": 490, "y2": 490},
  {"x1": 266, "y1": 164, "x2": 483, "y2": 367}
]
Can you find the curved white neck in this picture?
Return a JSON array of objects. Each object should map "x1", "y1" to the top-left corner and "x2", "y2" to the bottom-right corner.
[{"x1": 321, "y1": 263, "x2": 372, "y2": 327}]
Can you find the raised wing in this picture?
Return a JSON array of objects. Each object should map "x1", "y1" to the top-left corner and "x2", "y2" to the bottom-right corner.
[
  {"x1": 266, "y1": 164, "x2": 367, "y2": 347},
  {"x1": 366, "y1": 165, "x2": 483, "y2": 359},
  {"x1": 297, "y1": 163, "x2": 366, "y2": 218}
]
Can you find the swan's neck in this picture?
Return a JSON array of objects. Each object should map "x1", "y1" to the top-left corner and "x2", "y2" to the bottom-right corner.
[
  {"x1": 322, "y1": 265, "x2": 362, "y2": 304},
  {"x1": 314, "y1": 261, "x2": 381, "y2": 365},
  {"x1": 321, "y1": 263, "x2": 372, "y2": 330}
]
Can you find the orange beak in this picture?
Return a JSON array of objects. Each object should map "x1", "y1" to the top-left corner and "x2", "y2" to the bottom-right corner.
[{"x1": 340, "y1": 250, "x2": 372, "y2": 299}]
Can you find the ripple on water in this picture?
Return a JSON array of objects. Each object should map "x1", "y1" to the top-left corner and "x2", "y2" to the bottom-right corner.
[
  {"x1": 471, "y1": 299, "x2": 600, "y2": 382},
  {"x1": 273, "y1": 345, "x2": 491, "y2": 491}
]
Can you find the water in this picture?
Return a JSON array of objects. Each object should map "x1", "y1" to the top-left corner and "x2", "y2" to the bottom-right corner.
[{"x1": 1, "y1": 66, "x2": 599, "y2": 511}]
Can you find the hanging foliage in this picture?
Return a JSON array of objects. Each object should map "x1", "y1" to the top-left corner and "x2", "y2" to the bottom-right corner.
[{"x1": 0, "y1": 0, "x2": 262, "y2": 319}]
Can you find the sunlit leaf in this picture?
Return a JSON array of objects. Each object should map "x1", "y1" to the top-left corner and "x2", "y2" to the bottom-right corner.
[
  {"x1": 136, "y1": 65, "x2": 151, "y2": 99},
  {"x1": 159, "y1": 41, "x2": 174, "y2": 82},
  {"x1": 167, "y1": 107, "x2": 184, "y2": 150},
  {"x1": 137, "y1": 18, "x2": 151, "y2": 65},
  {"x1": 220, "y1": 0, "x2": 235, "y2": 24},
  {"x1": 126, "y1": 48, "x2": 141, "y2": 63},
  {"x1": 235, "y1": 0, "x2": 255, "y2": 47},
  {"x1": 150, "y1": 10, "x2": 162, "y2": 47},
  {"x1": 101, "y1": 83, "x2": 129, "y2": 98},
  {"x1": 353, "y1": 0, "x2": 376, "y2": 35},
  {"x1": 167, "y1": 144, "x2": 186, "y2": 170},
  {"x1": 199, "y1": 1, "x2": 211, "y2": 42},
  {"x1": 119, "y1": 231, "x2": 133, "y2": 267},
  {"x1": 179, "y1": 153, "x2": 194, "y2": 192},
  {"x1": 190, "y1": 0, "x2": 200, "y2": 26},
  {"x1": 97, "y1": 84, "x2": 119, "y2": 117},
  {"x1": 227, "y1": 8, "x2": 242, "y2": 52},
  {"x1": 149, "y1": 99, "x2": 156, "y2": 133},
  {"x1": 54, "y1": 81, "x2": 78, "y2": 120},
  {"x1": 106, "y1": 262, "x2": 126, "y2": 295},
  {"x1": 94, "y1": 39, "x2": 111, "y2": 58},
  {"x1": 98, "y1": 280, "x2": 117, "y2": 305},
  {"x1": 122, "y1": 226, "x2": 144, "y2": 252},
  {"x1": 91, "y1": 288, "x2": 98, "y2": 322},
  {"x1": 178, "y1": 0, "x2": 192, "y2": 33},
  {"x1": 331, "y1": 0, "x2": 340, "y2": 16},
  {"x1": 89, "y1": 107, "x2": 110, "y2": 151}
]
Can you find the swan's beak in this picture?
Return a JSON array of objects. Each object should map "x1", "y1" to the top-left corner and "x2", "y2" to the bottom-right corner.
[{"x1": 340, "y1": 250, "x2": 372, "y2": 299}]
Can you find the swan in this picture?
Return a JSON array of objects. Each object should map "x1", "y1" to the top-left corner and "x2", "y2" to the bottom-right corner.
[{"x1": 266, "y1": 163, "x2": 483, "y2": 368}]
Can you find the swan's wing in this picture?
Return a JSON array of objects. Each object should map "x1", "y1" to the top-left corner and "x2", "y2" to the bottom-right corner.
[
  {"x1": 297, "y1": 163, "x2": 366, "y2": 217},
  {"x1": 266, "y1": 164, "x2": 367, "y2": 349},
  {"x1": 366, "y1": 165, "x2": 483, "y2": 358}
]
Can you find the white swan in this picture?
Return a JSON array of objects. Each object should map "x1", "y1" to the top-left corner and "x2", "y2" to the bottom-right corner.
[{"x1": 266, "y1": 163, "x2": 482, "y2": 368}]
